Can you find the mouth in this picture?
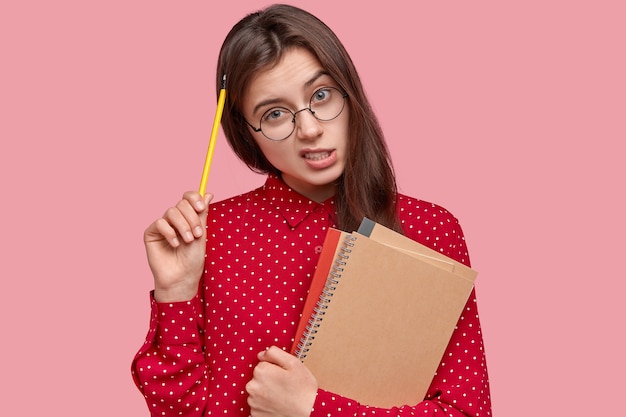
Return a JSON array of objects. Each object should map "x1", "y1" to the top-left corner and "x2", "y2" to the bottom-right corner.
[{"x1": 302, "y1": 150, "x2": 332, "y2": 161}]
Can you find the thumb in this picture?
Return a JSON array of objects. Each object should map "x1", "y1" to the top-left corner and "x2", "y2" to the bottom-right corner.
[
  {"x1": 199, "y1": 193, "x2": 214, "y2": 229},
  {"x1": 258, "y1": 346, "x2": 297, "y2": 369},
  {"x1": 204, "y1": 193, "x2": 214, "y2": 207}
]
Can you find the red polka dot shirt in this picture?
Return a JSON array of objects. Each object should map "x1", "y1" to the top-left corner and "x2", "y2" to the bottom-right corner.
[{"x1": 132, "y1": 175, "x2": 492, "y2": 416}]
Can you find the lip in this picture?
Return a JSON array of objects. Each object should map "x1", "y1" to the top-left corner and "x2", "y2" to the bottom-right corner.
[{"x1": 301, "y1": 148, "x2": 337, "y2": 169}]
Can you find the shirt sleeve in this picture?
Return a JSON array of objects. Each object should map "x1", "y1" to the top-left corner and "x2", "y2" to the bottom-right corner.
[
  {"x1": 310, "y1": 210, "x2": 492, "y2": 417},
  {"x1": 131, "y1": 291, "x2": 208, "y2": 416}
]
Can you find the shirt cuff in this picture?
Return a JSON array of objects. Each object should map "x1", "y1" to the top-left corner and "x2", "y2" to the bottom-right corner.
[{"x1": 151, "y1": 290, "x2": 203, "y2": 346}]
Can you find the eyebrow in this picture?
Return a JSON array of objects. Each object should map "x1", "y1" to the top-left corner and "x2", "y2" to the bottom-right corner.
[{"x1": 252, "y1": 70, "x2": 330, "y2": 115}]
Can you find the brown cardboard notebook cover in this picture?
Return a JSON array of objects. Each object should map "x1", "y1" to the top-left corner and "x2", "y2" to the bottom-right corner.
[
  {"x1": 292, "y1": 220, "x2": 477, "y2": 407},
  {"x1": 357, "y1": 218, "x2": 477, "y2": 284}
]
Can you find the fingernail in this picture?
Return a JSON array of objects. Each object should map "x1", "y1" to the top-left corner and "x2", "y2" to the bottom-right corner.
[
  {"x1": 172, "y1": 237, "x2": 180, "y2": 247},
  {"x1": 194, "y1": 226, "x2": 203, "y2": 237},
  {"x1": 195, "y1": 201, "x2": 205, "y2": 210},
  {"x1": 185, "y1": 231, "x2": 194, "y2": 241}
]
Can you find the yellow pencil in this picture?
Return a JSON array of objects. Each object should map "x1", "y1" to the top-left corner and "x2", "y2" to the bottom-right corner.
[{"x1": 199, "y1": 75, "x2": 227, "y2": 196}]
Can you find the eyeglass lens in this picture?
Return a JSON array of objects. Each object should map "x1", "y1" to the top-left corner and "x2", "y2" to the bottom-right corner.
[{"x1": 258, "y1": 87, "x2": 346, "y2": 141}]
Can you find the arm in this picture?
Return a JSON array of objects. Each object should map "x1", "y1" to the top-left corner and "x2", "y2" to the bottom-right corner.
[
  {"x1": 131, "y1": 292, "x2": 208, "y2": 416},
  {"x1": 131, "y1": 191, "x2": 213, "y2": 416}
]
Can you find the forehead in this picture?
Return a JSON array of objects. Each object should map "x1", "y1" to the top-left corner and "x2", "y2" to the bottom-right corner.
[{"x1": 244, "y1": 48, "x2": 326, "y2": 107}]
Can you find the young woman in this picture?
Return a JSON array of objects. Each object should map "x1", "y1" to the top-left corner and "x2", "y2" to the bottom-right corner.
[{"x1": 132, "y1": 4, "x2": 492, "y2": 417}]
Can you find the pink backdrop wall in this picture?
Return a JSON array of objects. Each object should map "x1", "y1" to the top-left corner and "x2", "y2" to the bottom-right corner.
[{"x1": 2, "y1": 1, "x2": 624, "y2": 415}]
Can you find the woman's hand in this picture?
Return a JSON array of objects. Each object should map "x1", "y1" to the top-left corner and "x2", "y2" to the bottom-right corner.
[
  {"x1": 143, "y1": 191, "x2": 213, "y2": 302},
  {"x1": 246, "y1": 346, "x2": 318, "y2": 417}
]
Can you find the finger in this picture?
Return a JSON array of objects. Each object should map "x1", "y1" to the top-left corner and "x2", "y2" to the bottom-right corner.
[
  {"x1": 183, "y1": 192, "x2": 214, "y2": 236},
  {"x1": 199, "y1": 193, "x2": 213, "y2": 229},
  {"x1": 146, "y1": 217, "x2": 180, "y2": 247},
  {"x1": 161, "y1": 203, "x2": 198, "y2": 243},
  {"x1": 174, "y1": 199, "x2": 206, "y2": 240},
  {"x1": 182, "y1": 191, "x2": 213, "y2": 213},
  {"x1": 257, "y1": 346, "x2": 298, "y2": 369}
]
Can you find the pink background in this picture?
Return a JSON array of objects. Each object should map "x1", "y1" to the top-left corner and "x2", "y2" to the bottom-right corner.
[{"x1": 1, "y1": 1, "x2": 624, "y2": 415}]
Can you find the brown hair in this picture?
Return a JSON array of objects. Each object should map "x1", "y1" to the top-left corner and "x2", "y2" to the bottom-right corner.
[{"x1": 216, "y1": 4, "x2": 402, "y2": 233}]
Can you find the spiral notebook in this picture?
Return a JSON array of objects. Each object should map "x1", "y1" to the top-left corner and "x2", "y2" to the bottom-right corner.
[{"x1": 291, "y1": 219, "x2": 477, "y2": 407}]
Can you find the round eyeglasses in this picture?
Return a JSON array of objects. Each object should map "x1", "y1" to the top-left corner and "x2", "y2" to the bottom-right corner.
[{"x1": 245, "y1": 87, "x2": 348, "y2": 141}]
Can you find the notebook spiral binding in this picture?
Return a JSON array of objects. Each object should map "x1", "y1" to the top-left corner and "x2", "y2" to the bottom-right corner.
[{"x1": 295, "y1": 235, "x2": 356, "y2": 359}]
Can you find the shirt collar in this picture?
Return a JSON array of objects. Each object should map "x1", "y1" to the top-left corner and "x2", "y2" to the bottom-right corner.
[{"x1": 262, "y1": 175, "x2": 337, "y2": 228}]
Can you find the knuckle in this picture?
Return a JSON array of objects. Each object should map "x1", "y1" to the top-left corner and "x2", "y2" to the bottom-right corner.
[
  {"x1": 285, "y1": 354, "x2": 299, "y2": 366},
  {"x1": 153, "y1": 218, "x2": 171, "y2": 234},
  {"x1": 245, "y1": 380, "x2": 255, "y2": 395},
  {"x1": 175, "y1": 199, "x2": 190, "y2": 211},
  {"x1": 164, "y1": 206, "x2": 179, "y2": 218}
]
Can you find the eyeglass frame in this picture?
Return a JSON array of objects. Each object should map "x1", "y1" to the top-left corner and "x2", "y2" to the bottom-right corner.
[{"x1": 243, "y1": 86, "x2": 349, "y2": 141}]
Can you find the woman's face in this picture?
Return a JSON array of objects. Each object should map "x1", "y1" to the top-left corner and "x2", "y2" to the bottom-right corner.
[{"x1": 242, "y1": 48, "x2": 349, "y2": 203}]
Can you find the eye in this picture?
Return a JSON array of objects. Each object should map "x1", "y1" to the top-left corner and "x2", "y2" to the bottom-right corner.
[
  {"x1": 311, "y1": 88, "x2": 332, "y2": 104},
  {"x1": 262, "y1": 107, "x2": 291, "y2": 124}
]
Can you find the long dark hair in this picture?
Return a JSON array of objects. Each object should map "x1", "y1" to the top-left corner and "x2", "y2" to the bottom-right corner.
[{"x1": 217, "y1": 4, "x2": 402, "y2": 233}]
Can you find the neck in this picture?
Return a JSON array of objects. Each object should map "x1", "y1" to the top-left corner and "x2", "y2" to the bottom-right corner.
[{"x1": 280, "y1": 175, "x2": 336, "y2": 203}]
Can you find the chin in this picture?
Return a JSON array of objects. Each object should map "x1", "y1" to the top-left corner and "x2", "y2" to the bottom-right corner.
[{"x1": 309, "y1": 169, "x2": 343, "y2": 187}]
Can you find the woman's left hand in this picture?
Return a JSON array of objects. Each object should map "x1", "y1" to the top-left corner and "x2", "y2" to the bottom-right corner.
[{"x1": 246, "y1": 346, "x2": 318, "y2": 417}]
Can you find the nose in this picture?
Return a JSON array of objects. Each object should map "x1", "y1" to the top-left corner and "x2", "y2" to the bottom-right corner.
[{"x1": 293, "y1": 108, "x2": 322, "y2": 140}]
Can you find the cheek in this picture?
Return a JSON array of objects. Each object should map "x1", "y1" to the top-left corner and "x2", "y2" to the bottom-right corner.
[
  {"x1": 254, "y1": 138, "x2": 290, "y2": 166},
  {"x1": 338, "y1": 111, "x2": 350, "y2": 144},
  {"x1": 337, "y1": 121, "x2": 350, "y2": 155}
]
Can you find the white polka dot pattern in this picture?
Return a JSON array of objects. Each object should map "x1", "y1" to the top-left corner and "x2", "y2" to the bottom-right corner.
[{"x1": 132, "y1": 175, "x2": 492, "y2": 416}]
